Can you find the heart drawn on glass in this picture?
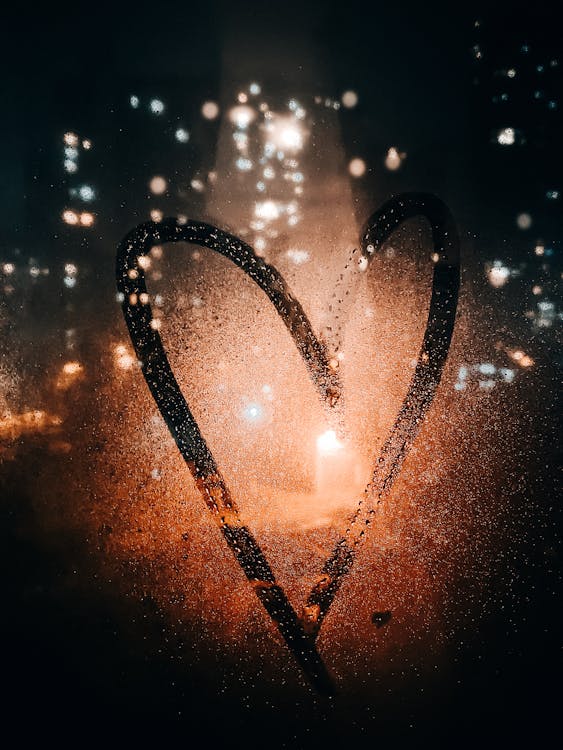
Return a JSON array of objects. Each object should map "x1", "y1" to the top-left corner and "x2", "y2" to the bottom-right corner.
[{"x1": 116, "y1": 192, "x2": 460, "y2": 694}]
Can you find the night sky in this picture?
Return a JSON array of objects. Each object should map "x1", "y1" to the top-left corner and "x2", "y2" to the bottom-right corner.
[{"x1": 1, "y1": 1, "x2": 561, "y2": 746}]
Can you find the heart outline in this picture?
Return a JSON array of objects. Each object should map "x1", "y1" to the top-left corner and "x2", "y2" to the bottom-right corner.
[{"x1": 116, "y1": 192, "x2": 460, "y2": 694}]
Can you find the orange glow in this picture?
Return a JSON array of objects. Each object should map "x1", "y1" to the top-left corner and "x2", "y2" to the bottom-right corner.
[
  {"x1": 56, "y1": 361, "x2": 84, "y2": 389},
  {"x1": 63, "y1": 361, "x2": 82, "y2": 375},
  {"x1": 62, "y1": 209, "x2": 79, "y2": 225},
  {"x1": 509, "y1": 349, "x2": 534, "y2": 367},
  {"x1": 316, "y1": 429, "x2": 341, "y2": 454},
  {"x1": 0, "y1": 410, "x2": 62, "y2": 439},
  {"x1": 114, "y1": 344, "x2": 136, "y2": 370}
]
